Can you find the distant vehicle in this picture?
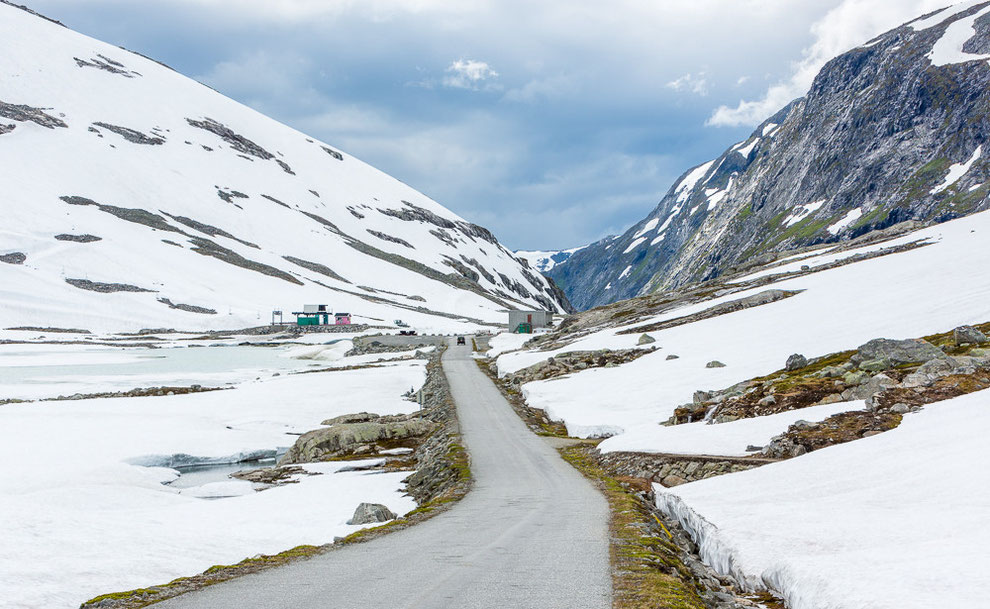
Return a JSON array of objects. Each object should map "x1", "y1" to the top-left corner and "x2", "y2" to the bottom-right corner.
[
  {"x1": 395, "y1": 319, "x2": 409, "y2": 327},
  {"x1": 399, "y1": 330, "x2": 418, "y2": 336},
  {"x1": 456, "y1": 336, "x2": 466, "y2": 345}
]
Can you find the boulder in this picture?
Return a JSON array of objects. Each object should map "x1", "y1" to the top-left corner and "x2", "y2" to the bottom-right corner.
[
  {"x1": 347, "y1": 502, "x2": 397, "y2": 525},
  {"x1": 693, "y1": 390, "x2": 712, "y2": 404},
  {"x1": 666, "y1": 354, "x2": 680, "y2": 360},
  {"x1": 842, "y1": 371, "x2": 869, "y2": 386},
  {"x1": 280, "y1": 419, "x2": 435, "y2": 464},
  {"x1": 757, "y1": 395, "x2": 777, "y2": 406},
  {"x1": 817, "y1": 365, "x2": 845, "y2": 378},
  {"x1": 953, "y1": 325, "x2": 988, "y2": 346},
  {"x1": 706, "y1": 360, "x2": 726, "y2": 368},
  {"x1": 638, "y1": 333, "x2": 657, "y2": 345},
  {"x1": 852, "y1": 338, "x2": 946, "y2": 370},
  {"x1": 816, "y1": 393, "x2": 844, "y2": 405},
  {"x1": 661, "y1": 474, "x2": 687, "y2": 487},
  {"x1": 890, "y1": 403, "x2": 910, "y2": 414},
  {"x1": 785, "y1": 353, "x2": 808, "y2": 371}
]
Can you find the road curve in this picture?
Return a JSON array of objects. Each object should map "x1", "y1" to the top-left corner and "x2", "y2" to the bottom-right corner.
[{"x1": 158, "y1": 339, "x2": 611, "y2": 609}]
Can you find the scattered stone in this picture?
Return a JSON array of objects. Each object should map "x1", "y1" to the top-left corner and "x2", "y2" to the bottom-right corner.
[
  {"x1": 666, "y1": 354, "x2": 680, "y2": 360},
  {"x1": 785, "y1": 353, "x2": 808, "y2": 371},
  {"x1": 638, "y1": 333, "x2": 656, "y2": 345},
  {"x1": 346, "y1": 502, "x2": 396, "y2": 525},
  {"x1": 706, "y1": 360, "x2": 726, "y2": 368},
  {"x1": 816, "y1": 393, "x2": 844, "y2": 405},
  {"x1": 852, "y1": 338, "x2": 946, "y2": 369},
  {"x1": 187, "y1": 117, "x2": 275, "y2": 160},
  {"x1": 890, "y1": 403, "x2": 910, "y2": 414},
  {"x1": 91, "y1": 121, "x2": 164, "y2": 145},
  {"x1": 744, "y1": 445, "x2": 763, "y2": 452},
  {"x1": 65, "y1": 278, "x2": 154, "y2": 293},
  {"x1": 0, "y1": 100, "x2": 67, "y2": 129},
  {"x1": 54, "y1": 233, "x2": 101, "y2": 243},
  {"x1": 757, "y1": 395, "x2": 777, "y2": 406},
  {"x1": 793, "y1": 420, "x2": 818, "y2": 431},
  {"x1": 953, "y1": 325, "x2": 988, "y2": 346},
  {"x1": 693, "y1": 390, "x2": 711, "y2": 405},
  {"x1": 1, "y1": 252, "x2": 26, "y2": 264},
  {"x1": 322, "y1": 145, "x2": 344, "y2": 161},
  {"x1": 157, "y1": 297, "x2": 217, "y2": 315},
  {"x1": 232, "y1": 465, "x2": 307, "y2": 485},
  {"x1": 842, "y1": 370, "x2": 869, "y2": 385},
  {"x1": 74, "y1": 55, "x2": 137, "y2": 77}
]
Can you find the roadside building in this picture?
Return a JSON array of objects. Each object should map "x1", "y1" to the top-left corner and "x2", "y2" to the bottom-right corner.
[
  {"x1": 508, "y1": 310, "x2": 552, "y2": 333},
  {"x1": 293, "y1": 304, "x2": 331, "y2": 326}
]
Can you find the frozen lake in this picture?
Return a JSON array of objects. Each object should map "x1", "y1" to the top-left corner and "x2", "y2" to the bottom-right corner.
[{"x1": 0, "y1": 343, "x2": 326, "y2": 400}]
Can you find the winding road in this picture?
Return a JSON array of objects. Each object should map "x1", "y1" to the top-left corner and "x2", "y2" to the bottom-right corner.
[{"x1": 159, "y1": 339, "x2": 611, "y2": 609}]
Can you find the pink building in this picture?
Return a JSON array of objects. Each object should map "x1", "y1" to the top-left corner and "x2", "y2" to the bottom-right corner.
[{"x1": 334, "y1": 313, "x2": 352, "y2": 325}]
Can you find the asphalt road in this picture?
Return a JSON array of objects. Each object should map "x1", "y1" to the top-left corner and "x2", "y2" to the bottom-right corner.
[{"x1": 159, "y1": 339, "x2": 611, "y2": 609}]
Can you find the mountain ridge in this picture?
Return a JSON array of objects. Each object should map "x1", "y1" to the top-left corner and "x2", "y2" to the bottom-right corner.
[{"x1": 550, "y1": 0, "x2": 990, "y2": 310}]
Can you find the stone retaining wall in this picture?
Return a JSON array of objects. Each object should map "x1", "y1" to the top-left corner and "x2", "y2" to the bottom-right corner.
[
  {"x1": 404, "y1": 347, "x2": 469, "y2": 503},
  {"x1": 599, "y1": 450, "x2": 776, "y2": 487}
]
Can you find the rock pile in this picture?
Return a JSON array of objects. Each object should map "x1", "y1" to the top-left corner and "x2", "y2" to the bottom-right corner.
[{"x1": 673, "y1": 328, "x2": 990, "y2": 456}]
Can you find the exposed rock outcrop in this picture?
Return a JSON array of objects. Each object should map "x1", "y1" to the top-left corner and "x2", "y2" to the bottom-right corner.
[{"x1": 551, "y1": 5, "x2": 990, "y2": 309}]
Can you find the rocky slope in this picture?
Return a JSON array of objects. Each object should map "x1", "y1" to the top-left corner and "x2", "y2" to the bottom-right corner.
[
  {"x1": 551, "y1": 0, "x2": 990, "y2": 310},
  {"x1": 0, "y1": 1, "x2": 568, "y2": 332}
]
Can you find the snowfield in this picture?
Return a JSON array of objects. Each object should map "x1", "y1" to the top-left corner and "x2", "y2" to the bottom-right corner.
[
  {"x1": 0, "y1": 343, "x2": 424, "y2": 609},
  {"x1": 656, "y1": 389, "x2": 990, "y2": 609},
  {"x1": 495, "y1": 209, "x2": 990, "y2": 438},
  {"x1": 0, "y1": 2, "x2": 565, "y2": 335}
]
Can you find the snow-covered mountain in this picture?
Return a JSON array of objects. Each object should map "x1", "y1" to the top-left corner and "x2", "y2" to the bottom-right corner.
[
  {"x1": 514, "y1": 244, "x2": 590, "y2": 273},
  {"x1": 0, "y1": 1, "x2": 568, "y2": 333},
  {"x1": 551, "y1": 0, "x2": 990, "y2": 310}
]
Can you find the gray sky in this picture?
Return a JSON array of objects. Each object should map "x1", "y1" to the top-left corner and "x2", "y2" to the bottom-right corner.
[{"x1": 28, "y1": 0, "x2": 951, "y2": 250}]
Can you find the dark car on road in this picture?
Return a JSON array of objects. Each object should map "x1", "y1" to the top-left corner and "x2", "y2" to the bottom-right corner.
[{"x1": 456, "y1": 336, "x2": 466, "y2": 345}]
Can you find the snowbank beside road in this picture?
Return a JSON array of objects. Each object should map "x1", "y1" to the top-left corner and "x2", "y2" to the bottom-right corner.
[{"x1": 655, "y1": 389, "x2": 990, "y2": 609}]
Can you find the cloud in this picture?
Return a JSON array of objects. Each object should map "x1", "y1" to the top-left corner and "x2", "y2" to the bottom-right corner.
[
  {"x1": 442, "y1": 59, "x2": 500, "y2": 90},
  {"x1": 707, "y1": 0, "x2": 951, "y2": 127},
  {"x1": 29, "y1": 0, "x2": 910, "y2": 249},
  {"x1": 503, "y1": 74, "x2": 575, "y2": 103},
  {"x1": 666, "y1": 72, "x2": 709, "y2": 96}
]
